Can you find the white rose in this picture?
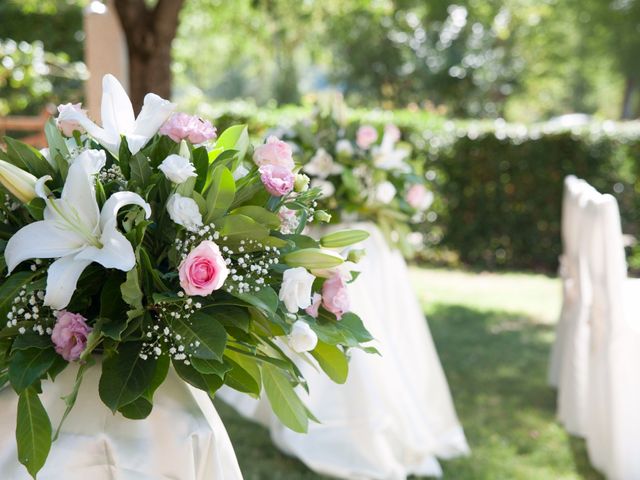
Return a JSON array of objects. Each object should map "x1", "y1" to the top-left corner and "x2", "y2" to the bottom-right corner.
[
  {"x1": 159, "y1": 154, "x2": 197, "y2": 184},
  {"x1": 166, "y1": 193, "x2": 203, "y2": 231},
  {"x1": 375, "y1": 181, "x2": 397, "y2": 204},
  {"x1": 288, "y1": 320, "x2": 318, "y2": 353},
  {"x1": 279, "y1": 267, "x2": 315, "y2": 313},
  {"x1": 311, "y1": 179, "x2": 335, "y2": 198},
  {"x1": 335, "y1": 139, "x2": 354, "y2": 157},
  {"x1": 304, "y1": 148, "x2": 343, "y2": 179}
]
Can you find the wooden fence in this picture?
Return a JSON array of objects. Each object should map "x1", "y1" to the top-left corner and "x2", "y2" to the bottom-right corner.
[{"x1": 0, "y1": 107, "x2": 54, "y2": 148}]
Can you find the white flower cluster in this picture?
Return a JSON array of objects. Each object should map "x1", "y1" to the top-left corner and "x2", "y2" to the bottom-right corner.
[
  {"x1": 6, "y1": 283, "x2": 52, "y2": 336},
  {"x1": 98, "y1": 163, "x2": 127, "y2": 189},
  {"x1": 140, "y1": 295, "x2": 204, "y2": 363},
  {"x1": 174, "y1": 224, "x2": 221, "y2": 261},
  {"x1": 222, "y1": 242, "x2": 280, "y2": 295}
]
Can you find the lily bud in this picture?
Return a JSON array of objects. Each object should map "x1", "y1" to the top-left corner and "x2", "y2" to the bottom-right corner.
[
  {"x1": 284, "y1": 248, "x2": 344, "y2": 269},
  {"x1": 294, "y1": 173, "x2": 310, "y2": 192},
  {"x1": 0, "y1": 160, "x2": 38, "y2": 203},
  {"x1": 320, "y1": 229, "x2": 370, "y2": 248},
  {"x1": 347, "y1": 248, "x2": 366, "y2": 263},
  {"x1": 314, "y1": 210, "x2": 332, "y2": 223}
]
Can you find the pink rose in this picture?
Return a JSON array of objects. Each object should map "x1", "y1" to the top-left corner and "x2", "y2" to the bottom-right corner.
[
  {"x1": 305, "y1": 293, "x2": 322, "y2": 318},
  {"x1": 51, "y1": 310, "x2": 92, "y2": 362},
  {"x1": 259, "y1": 165, "x2": 294, "y2": 197},
  {"x1": 356, "y1": 125, "x2": 378, "y2": 150},
  {"x1": 179, "y1": 240, "x2": 229, "y2": 296},
  {"x1": 253, "y1": 136, "x2": 294, "y2": 170},
  {"x1": 406, "y1": 184, "x2": 434, "y2": 211},
  {"x1": 160, "y1": 113, "x2": 217, "y2": 144},
  {"x1": 322, "y1": 274, "x2": 350, "y2": 320},
  {"x1": 384, "y1": 124, "x2": 401, "y2": 143},
  {"x1": 56, "y1": 103, "x2": 86, "y2": 137}
]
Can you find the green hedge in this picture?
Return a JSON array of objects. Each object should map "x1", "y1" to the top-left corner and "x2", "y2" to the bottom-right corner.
[{"x1": 204, "y1": 101, "x2": 640, "y2": 271}]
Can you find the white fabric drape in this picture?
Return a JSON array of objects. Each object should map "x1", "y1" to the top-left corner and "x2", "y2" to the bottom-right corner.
[
  {"x1": 220, "y1": 222, "x2": 469, "y2": 480},
  {"x1": 0, "y1": 362, "x2": 243, "y2": 480}
]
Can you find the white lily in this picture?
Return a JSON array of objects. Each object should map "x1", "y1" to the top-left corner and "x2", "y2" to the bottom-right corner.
[
  {"x1": 371, "y1": 129, "x2": 410, "y2": 172},
  {"x1": 57, "y1": 74, "x2": 175, "y2": 156},
  {"x1": 5, "y1": 149, "x2": 151, "y2": 310}
]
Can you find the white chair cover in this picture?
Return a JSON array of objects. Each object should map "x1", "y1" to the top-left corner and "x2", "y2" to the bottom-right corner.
[
  {"x1": 0, "y1": 363, "x2": 243, "y2": 480},
  {"x1": 583, "y1": 193, "x2": 640, "y2": 479},
  {"x1": 219, "y1": 222, "x2": 469, "y2": 480},
  {"x1": 556, "y1": 180, "x2": 595, "y2": 436},
  {"x1": 548, "y1": 175, "x2": 580, "y2": 387}
]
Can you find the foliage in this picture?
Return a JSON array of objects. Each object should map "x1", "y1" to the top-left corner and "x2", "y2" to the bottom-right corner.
[{"x1": 0, "y1": 2, "x2": 86, "y2": 116}]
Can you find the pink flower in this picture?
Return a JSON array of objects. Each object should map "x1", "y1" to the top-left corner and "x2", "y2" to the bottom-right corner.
[
  {"x1": 322, "y1": 274, "x2": 350, "y2": 320},
  {"x1": 356, "y1": 125, "x2": 378, "y2": 150},
  {"x1": 259, "y1": 165, "x2": 294, "y2": 197},
  {"x1": 56, "y1": 103, "x2": 86, "y2": 137},
  {"x1": 160, "y1": 113, "x2": 217, "y2": 144},
  {"x1": 406, "y1": 184, "x2": 434, "y2": 211},
  {"x1": 253, "y1": 136, "x2": 294, "y2": 170},
  {"x1": 179, "y1": 240, "x2": 229, "y2": 296},
  {"x1": 305, "y1": 293, "x2": 322, "y2": 318},
  {"x1": 384, "y1": 124, "x2": 401, "y2": 143},
  {"x1": 51, "y1": 310, "x2": 92, "y2": 362}
]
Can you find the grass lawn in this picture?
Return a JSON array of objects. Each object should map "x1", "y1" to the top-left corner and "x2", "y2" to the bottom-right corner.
[{"x1": 215, "y1": 267, "x2": 604, "y2": 479}]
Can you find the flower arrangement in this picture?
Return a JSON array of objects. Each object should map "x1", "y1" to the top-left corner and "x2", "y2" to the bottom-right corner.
[
  {"x1": 273, "y1": 100, "x2": 434, "y2": 257},
  {"x1": 0, "y1": 75, "x2": 372, "y2": 478}
]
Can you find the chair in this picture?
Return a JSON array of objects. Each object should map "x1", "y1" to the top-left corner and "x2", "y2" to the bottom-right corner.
[
  {"x1": 555, "y1": 178, "x2": 595, "y2": 436},
  {"x1": 583, "y1": 192, "x2": 640, "y2": 479}
]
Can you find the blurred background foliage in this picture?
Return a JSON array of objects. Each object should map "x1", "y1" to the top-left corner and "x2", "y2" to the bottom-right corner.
[{"x1": 1, "y1": 0, "x2": 639, "y2": 121}]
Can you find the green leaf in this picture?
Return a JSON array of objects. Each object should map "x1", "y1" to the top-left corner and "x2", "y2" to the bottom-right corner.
[
  {"x1": 216, "y1": 214, "x2": 269, "y2": 244},
  {"x1": 310, "y1": 341, "x2": 349, "y2": 384},
  {"x1": 0, "y1": 271, "x2": 39, "y2": 323},
  {"x1": 118, "y1": 397, "x2": 152, "y2": 420},
  {"x1": 215, "y1": 125, "x2": 249, "y2": 163},
  {"x1": 172, "y1": 359, "x2": 224, "y2": 394},
  {"x1": 118, "y1": 138, "x2": 132, "y2": 178},
  {"x1": 223, "y1": 350, "x2": 261, "y2": 396},
  {"x1": 170, "y1": 312, "x2": 227, "y2": 361},
  {"x1": 16, "y1": 387, "x2": 52, "y2": 479},
  {"x1": 98, "y1": 342, "x2": 158, "y2": 412},
  {"x1": 230, "y1": 205, "x2": 281, "y2": 229},
  {"x1": 192, "y1": 146, "x2": 209, "y2": 192},
  {"x1": 232, "y1": 287, "x2": 279, "y2": 316},
  {"x1": 190, "y1": 357, "x2": 231, "y2": 376},
  {"x1": 12, "y1": 332, "x2": 53, "y2": 351},
  {"x1": 121, "y1": 267, "x2": 144, "y2": 321},
  {"x1": 99, "y1": 273, "x2": 129, "y2": 340},
  {"x1": 44, "y1": 120, "x2": 69, "y2": 175},
  {"x1": 3, "y1": 137, "x2": 53, "y2": 178},
  {"x1": 129, "y1": 152, "x2": 153, "y2": 187},
  {"x1": 262, "y1": 363, "x2": 309, "y2": 433},
  {"x1": 204, "y1": 167, "x2": 236, "y2": 222},
  {"x1": 9, "y1": 348, "x2": 57, "y2": 393}
]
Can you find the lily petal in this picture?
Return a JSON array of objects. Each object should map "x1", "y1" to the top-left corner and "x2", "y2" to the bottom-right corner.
[
  {"x1": 101, "y1": 74, "x2": 136, "y2": 139},
  {"x1": 124, "y1": 134, "x2": 150, "y2": 156},
  {"x1": 5, "y1": 221, "x2": 85, "y2": 273},
  {"x1": 58, "y1": 150, "x2": 105, "y2": 229},
  {"x1": 43, "y1": 255, "x2": 92, "y2": 310},
  {"x1": 100, "y1": 191, "x2": 151, "y2": 231},
  {"x1": 57, "y1": 104, "x2": 119, "y2": 155},
  {"x1": 132, "y1": 93, "x2": 176, "y2": 139},
  {"x1": 75, "y1": 218, "x2": 136, "y2": 271}
]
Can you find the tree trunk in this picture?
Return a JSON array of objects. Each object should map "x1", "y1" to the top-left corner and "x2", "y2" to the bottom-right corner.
[
  {"x1": 114, "y1": 0, "x2": 185, "y2": 113},
  {"x1": 621, "y1": 76, "x2": 636, "y2": 120}
]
